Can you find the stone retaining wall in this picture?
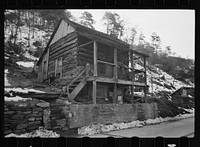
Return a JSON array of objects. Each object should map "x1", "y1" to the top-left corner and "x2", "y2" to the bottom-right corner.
[
  {"x1": 4, "y1": 98, "x2": 158, "y2": 135},
  {"x1": 4, "y1": 99, "x2": 50, "y2": 135},
  {"x1": 50, "y1": 101, "x2": 158, "y2": 130}
]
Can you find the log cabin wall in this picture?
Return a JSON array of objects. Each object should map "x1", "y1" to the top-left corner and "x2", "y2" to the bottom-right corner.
[
  {"x1": 77, "y1": 36, "x2": 94, "y2": 68},
  {"x1": 38, "y1": 51, "x2": 48, "y2": 82},
  {"x1": 48, "y1": 31, "x2": 79, "y2": 81}
]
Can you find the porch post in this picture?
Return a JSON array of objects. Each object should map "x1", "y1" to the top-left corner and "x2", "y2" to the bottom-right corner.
[
  {"x1": 93, "y1": 40, "x2": 97, "y2": 104},
  {"x1": 144, "y1": 57, "x2": 147, "y2": 103},
  {"x1": 130, "y1": 52, "x2": 134, "y2": 104},
  {"x1": 113, "y1": 48, "x2": 118, "y2": 103}
]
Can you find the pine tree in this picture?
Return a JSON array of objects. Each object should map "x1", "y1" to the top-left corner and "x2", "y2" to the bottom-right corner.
[
  {"x1": 79, "y1": 11, "x2": 95, "y2": 29},
  {"x1": 102, "y1": 12, "x2": 124, "y2": 39}
]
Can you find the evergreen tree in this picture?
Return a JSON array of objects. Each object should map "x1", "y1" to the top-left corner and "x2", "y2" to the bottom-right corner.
[
  {"x1": 151, "y1": 32, "x2": 161, "y2": 54},
  {"x1": 102, "y1": 12, "x2": 124, "y2": 39},
  {"x1": 79, "y1": 11, "x2": 95, "y2": 29}
]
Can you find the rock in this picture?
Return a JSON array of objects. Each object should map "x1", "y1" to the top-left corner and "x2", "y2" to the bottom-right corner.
[
  {"x1": 25, "y1": 113, "x2": 37, "y2": 118},
  {"x1": 18, "y1": 103, "x2": 28, "y2": 107},
  {"x1": 11, "y1": 114, "x2": 24, "y2": 119},
  {"x1": 36, "y1": 102, "x2": 50, "y2": 108},
  {"x1": 4, "y1": 111, "x2": 15, "y2": 115},
  {"x1": 28, "y1": 117, "x2": 35, "y2": 121},
  {"x1": 38, "y1": 112, "x2": 43, "y2": 116},
  {"x1": 44, "y1": 124, "x2": 51, "y2": 129},
  {"x1": 56, "y1": 119, "x2": 66, "y2": 127},
  {"x1": 4, "y1": 129, "x2": 12, "y2": 135},
  {"x1": 27, "y1": 125, "x2": 39, "y2": 130},
  {"x1": 43, "y1": 108, "x2": 51, "y2": 124},
  {"x1": 16, "y1": 124, "x2": 27, "y2": 129},
  {"x1": 23, "y1": 111, "x2": 32, "y2": 114},
  {"x1": 35, "y1": 117, "x2": 42, "y2": 121},
  {"x1": 28, "y1": 121, "x2": 41, "y2": 126},
  {"x1": 14, "y1": 129, "x2": 26, "y2": 134},
  {"x1": 33, "y1": 107, "x2": 43, "y2": 112}
]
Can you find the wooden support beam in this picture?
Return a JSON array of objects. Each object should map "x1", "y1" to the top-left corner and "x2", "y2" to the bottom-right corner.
[
  {"x1": 97, "y1": 60, "x2": 115, "y2": 66},
  {"x1": 113, "y1": 83, "x2": 117, "y2": 103},
  {"x1": 144, "y1": 57, "x2": 147, "y2": 102},
  {"x1": 93, "y1": 81, "x2": 97, "y2": 104},
  {"x1": 130, "y1": 52, "x2": 134, "y2": 103},
  {"x1": 114, "y1": 48, "x2": 118, "y2": 79},
  {"x1": 78, "y1": 40, "x2": 93, "y2": 48},
  {"x1": 93, "y1": 41, "x2": 97, "y2": 76},
  {"x1": 54, "y1": 59, "x2": 57, "y2": 77},
  {"x1": 131, "y1": 85, "x2": 134, "y2": 104},
  {"x1": 93, "y1": 40, "x2": 97, "y2": 104}
]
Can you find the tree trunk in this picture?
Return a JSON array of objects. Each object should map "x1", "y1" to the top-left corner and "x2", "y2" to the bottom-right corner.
[{"x1": 13, "y1": 10, "x2": 21, "y2": 45}]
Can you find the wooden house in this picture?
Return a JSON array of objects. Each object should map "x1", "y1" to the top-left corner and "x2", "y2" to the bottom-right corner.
[
  {"x1": 36, "y1": 18, "x2": 149, "y2": 104},
  {"x1": 170, "y1": 86, "x2": 194, "y2": 107}
]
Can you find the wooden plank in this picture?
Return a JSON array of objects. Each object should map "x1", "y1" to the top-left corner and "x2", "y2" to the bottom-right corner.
[
  {"x1": 93, "y1": 80, "x2": 97, "y2": 104},
  {"x1": 93, "y1": 41, "x2": 97, "y2": 76},
  {"x1": 114, "y1": 48, "x2": 117, "y2": 79},
  {"x1": 78, "y1": 40, "x2": 93, "y2": 48},
  {"x1": 46, "y1": 48, "x2": 50, "y2": 80},
  {"x1": 60, "y1": 57, "x2": 63, "y2": 78},
  {"x1": 68, "y1": 78, "x2": 87, "y2": 101},
  {"x1": 49, "y1": 31, "x2": 77, "y2": 52},
  {"x1": 97, "y1": 60, "x2": 115, "y2": 66},
  {"x1": 49, "y1": 38, "x2": 78, "y2": 56},
  {"x1": 131, "y1": 85, "x2": 134, "y2": 104},
  {"x1": 113, "y1": 83, "x2": 117, "y2": 103},
  {"x1": 130, "y1": 52, "x2": 134, "y2": 103},
  {"x1": 144, "y1": 57, "x2": 147, "y2": 102},
  {"x1": 54, "y1": 59, "x2": 57, "y2": 76},
  {"x1": 49, "y1": 43, "x2": 78, "y2": 60}
]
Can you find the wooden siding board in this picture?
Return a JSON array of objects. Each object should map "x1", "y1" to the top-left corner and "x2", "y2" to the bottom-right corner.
[{"x1": 50, "y1": 20, "x2": 75, "y2": 46}]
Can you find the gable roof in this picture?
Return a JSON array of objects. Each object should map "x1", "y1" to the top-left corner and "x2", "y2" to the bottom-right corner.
[
  {"x1": 36, "y1": 19, "x2": 62, "y2": 66},
  {"x1": 64, "y1": 18, "x2": 129, "y2": 47},
  {"x1": 170, "y1": 86, "x2": 194, "y2": 96},
  {"x1": 37, "y1": 18, "x2": 148, "y2": 66}
]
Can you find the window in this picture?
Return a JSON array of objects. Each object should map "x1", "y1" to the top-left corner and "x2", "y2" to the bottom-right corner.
[{"x1": 55, "y1": 57, "x2": 62, "y2": 78}]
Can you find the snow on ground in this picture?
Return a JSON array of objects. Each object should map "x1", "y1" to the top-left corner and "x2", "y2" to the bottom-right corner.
[
  {"x1": 78, "y1": 108, "x2": 194, "y2": 136},
  {"x1": 16, "y1": 61, "x2": 35, "y2": 68},
  {"x1": 4, "y1": 69, "x2": 11, "y2": 86},
  {"x1": 24, "y1": 51, "x2": 39, "y2": 61},
  {"x1": 5, "y1": 87, "x2": 46, "y2": 93},
  {"x1": 5, "y1": 127, "x2": 60, "y2": 138},
  {"x1": 4, "y1": 96, "x2": 32, "y2": 102}
]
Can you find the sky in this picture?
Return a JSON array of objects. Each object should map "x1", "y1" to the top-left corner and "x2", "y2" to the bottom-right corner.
[{"x1": 69, "y1": 9, "x2": 195, "y2": 60}]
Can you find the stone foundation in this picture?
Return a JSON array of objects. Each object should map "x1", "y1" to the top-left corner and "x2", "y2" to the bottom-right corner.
[
  {"x1": 4, "y1": 99, "x2": 50, "y2": 135},
  {"x1": 4, "y1": 98, "x2": 158, "y2": 135}
]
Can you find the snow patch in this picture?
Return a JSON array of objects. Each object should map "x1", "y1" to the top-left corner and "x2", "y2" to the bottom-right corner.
[
  {"x1": 4, "y1": 69, "x2": 11, "y2": 86},
  {"x1": 5, "y1": 87, "x2": 46, "y2": 93},
  {"x1": 5, "y1": 127, "x2": 60, "y2": 138},
  {"x1": 4, "y1": 96, "x2": 32, "y2": 102},
  {"x1": 78, "y1": 109, "x2": 194, "y2": 136},
  {"x1": 16, "y1": 61, "x2": 34, "y2": 68}
]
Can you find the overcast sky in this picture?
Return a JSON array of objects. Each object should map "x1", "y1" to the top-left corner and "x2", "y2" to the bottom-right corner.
[{"x1": 69, "y1": 9, "x2": 195, "y2": 60}]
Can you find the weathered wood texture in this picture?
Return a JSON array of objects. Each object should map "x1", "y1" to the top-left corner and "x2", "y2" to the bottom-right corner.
[{"x1": 48, "y1": 32, "x2": 78, "y2": 78}]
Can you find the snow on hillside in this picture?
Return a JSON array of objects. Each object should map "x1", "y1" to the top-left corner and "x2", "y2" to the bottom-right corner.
[
  {"x1": 4, "y1": 96, "x2": 32, "y2": 102},
  {"x1": 5, "y1": 87, "x2": 46, "y2": 93},
  {"x1": 4, "y1": 22, "x2": 49, "y2": 62},
  {"x1": 4, "y1": 69, "x2": 11, "y2": 86},
  {"x1": 16, "y1": 61, "x2": 34, "y2": 68},
  {"x1": 134, "y1": 63, "x2": 190, "y2": 94}
]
